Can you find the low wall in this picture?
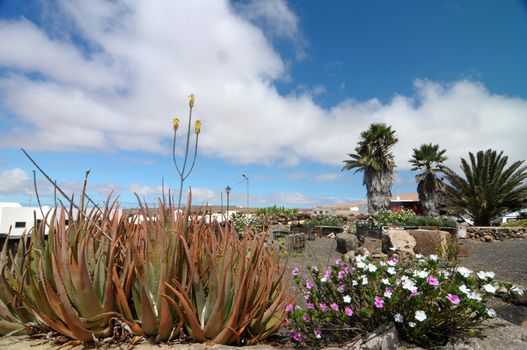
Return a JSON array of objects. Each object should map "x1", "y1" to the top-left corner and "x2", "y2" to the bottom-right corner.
[{"x1": 466, "y1": 227, "x2": 527, "y2": 241}]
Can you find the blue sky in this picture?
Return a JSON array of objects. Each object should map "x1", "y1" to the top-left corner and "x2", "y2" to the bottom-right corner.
[{"x1": 1, "y1": 0, "x2": 527, "y2": 208}]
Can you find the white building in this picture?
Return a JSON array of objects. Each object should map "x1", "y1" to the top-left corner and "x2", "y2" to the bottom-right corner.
[{"x1": 0, "y1": 202, "x2": 52, "y2": 238}]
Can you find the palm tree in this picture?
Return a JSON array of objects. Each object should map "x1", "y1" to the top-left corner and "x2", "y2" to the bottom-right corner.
[
  {"x1": 409, "y1": 143, "x2": 447, "y2": 217},
  {"x1": 343, "y1": 123, "x2": 398, "y2": 214},
  {"x1": 442, "y1": 149, "x2": 527, "y2": 226}
]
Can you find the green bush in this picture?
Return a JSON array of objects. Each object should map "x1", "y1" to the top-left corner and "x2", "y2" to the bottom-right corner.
[
  {"x1": 306, "y1": 216, "x2": 344, "y2": 227},
  {"x1": 286, "y1": 253, "x2": 523, "y2": 347},
  {"x1": 374, "y1": 209, "x2": 456, "y2": 228},
  {"x1": 255, "y1": 205, "x2": 299, "y2": 216},
  {"x1": 231, "y1": 212, "x2": 268, "y2": 233},
  {"x1": 500, "y1": 219, "x2": 527, "y2": 227}
]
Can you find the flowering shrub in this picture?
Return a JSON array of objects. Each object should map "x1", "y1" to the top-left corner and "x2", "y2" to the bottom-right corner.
[
  {"x1": 375, "y1": 209, "x2": 457, "y2": 228},
  {"x1": 286, "y1": 253, "x2": 523, "y2": 347}
]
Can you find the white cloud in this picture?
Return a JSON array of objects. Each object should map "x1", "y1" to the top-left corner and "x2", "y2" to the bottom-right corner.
[
  {"x1": 287, "y1": 171, "x2": 307, "y2": 180},
  {"x1": 314, "y1": 173, "x2": 343, "y2": 182},
  {"x1": 0, "y1": 1, "x2": 526, "y2": 171},
  {"x1": 129, "y1": 183, "x2": 162, "y2": 197},
  {"x1": 0, "y1": 168, "x2": 32, "y2": 195}
]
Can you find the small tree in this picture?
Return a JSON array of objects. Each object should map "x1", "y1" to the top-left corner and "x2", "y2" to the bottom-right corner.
[
  {"x1": 343, "y1": 123, "x2": 398, "y2": 214},
  {"x1": 409, "y1": 143, "x2": 447, "y2": 216},
  {"x1": 442, "y1": 149, "x2": 527, "y2": 226}
]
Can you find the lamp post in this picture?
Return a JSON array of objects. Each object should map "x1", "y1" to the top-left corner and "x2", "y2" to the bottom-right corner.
[
  {"x1": 241, "y1": 173, "x2": 249, "y2": 209},
  {"x1": 225, "y1": 185, "x2": 231, "y2": 220}
]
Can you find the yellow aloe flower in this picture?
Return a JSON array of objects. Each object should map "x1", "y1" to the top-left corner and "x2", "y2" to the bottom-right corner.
[
  {"x1": 173, "y1": 117, "x2": 180, "y2": 130},
  {"x1": 189, "y1": 94, "x2": 195, "y2": 108},
  {"x1": 194, "y1": 119, "x2": 201, "y2": 134}
]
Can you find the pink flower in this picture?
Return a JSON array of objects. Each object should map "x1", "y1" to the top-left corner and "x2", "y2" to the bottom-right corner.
[
  {"x1": 330, "y1": 303, "x2": 339, "y2": 311},
  {"x1": 341, "y1": 263, "x2": 350, "y2": 272},
  {"x1": 447, "y1": 293, "x2": 461, "y2": 305},
  {"x1": 337, "y1": 271, "x2": 346, "y2": 280},
  {"x1": 291, "y1": 268, "x2": 300, "y2": 276},
  {"x1": 306, "y1": 302, "x2": 314, "y2": 309},
  {"x1": 337, "y1": 284, "x2": 345, "y2": 293},
  {"x1": 314, "y1": 329, "x2": 321, "y2": 339},
  {"x1": 324, "y1": 270, "x2": 331, "y2": 279},
  {"x1": 303, "y1": 313, "x2": 311, "y2": 323},
  {"x1": 293, "y1": 332, "x2": 302, "y2": 342},
  {"x1": 345, "y1": 307, "x2": 353, "y2": 316},
  {"x1": 427, "y1": 275, "x2": 440, "y2": 286},
  {"x1": 374, "y1": 296, "x2": 384, "y2": 308},
  {"x1": 285, "y1": 304, "x2": 294, "y2": 312},
  {"x1": 306, "y1": 280, "x2": 314, "y2": 289},
  {"x1": 319, "y1": 303, "x2": 328, "y2": 311},
  {"x1": 411, "y1": 288, "x2": 420, "y2": 297}
]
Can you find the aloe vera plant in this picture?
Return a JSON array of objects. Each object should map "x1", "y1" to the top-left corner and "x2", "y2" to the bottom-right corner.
[{"x1": 0, "y1": 192, "x2": 294, "y2": 345}]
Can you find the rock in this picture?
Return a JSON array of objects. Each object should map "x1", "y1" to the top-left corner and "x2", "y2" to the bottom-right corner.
[
  {"x1": 408, "y1": 229, "x2": 451, "y2": 258},
  {"x1": 336, "y1": 232, "x2": 359, "y2": 254},
  {"x1": 383, "y1": 229, "x2": 417, "y2": 255},
  {"x1": 371, "y1": 252, "x2": 388, "y2": 259},
  {"x1": 327, "y1": 232, "x2": 336, "y2": 239},
  {"x1": 356, "y1": 246, "x2": 370, "y2": 257},
  {"x1": 360, "y1": 323, "x2": 399, "y2": 350},
  {"x1": 442, "y1": 317, "x2": 527, "y2": 350},
  {"x1": 484, "y1": 235, "x2": 493, "y2": 242},
  {"x1": 344, "y1": 249, "x2": 356, "y2": 262}
]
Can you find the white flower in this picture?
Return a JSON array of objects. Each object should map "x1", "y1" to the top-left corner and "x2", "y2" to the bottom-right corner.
[
  {"x1": 440, "y1": 270, "x2": 451, "y2": 279},
  {"x1": 311, "y1": 266, "x2": 319, "y2": 273},
  {"x1": 343, "y1": 295, "x2": 351, "y2": 303},
  {"x1": 387, "y1": 260, "x2": 397, "y2": 267},
  {"x1": 361, "y1": 275, "x2": 369, "y2": 285},
  {"x1": 352, "y1": 280, "x2": 358, "y2": 286},
  {"x1": 459, "y1": 284, "x2": 471, "y2": 295},
  {"x1": 394, "y1": 313, "x2": 403, "y2": 323},
  {"x1": 468, "y1": 292, "x2": 482, "y2": 301},
  {"x1": 356, "y1": 260, "x2": 366, "y2": 269},
  {"x1": 415, "y1": 310, "x2": 427, "y2": 322},
  {"x1": 384, "y1": 289, "x2": 393, "y2": 298},
  {"x1": 408, "y1": 322, "x2": 416, "y2": 328},
  {"x1": 416, "y1": 270, "x2": 429, "y2": 279},
  {"x1": 367, "y1": 263, "x2": 377, "y2": 272},
  {"x1": 402, "y1": 279, "x2": 416, "y2": 291},
  {"x1": 382, "y1": 278, "x2": 391, "y2": 285},
  {"x1": 387, "y1": 267, "x2": 396, "y2": 275},
  {"x1": 483, "y1": 284, "x2": 496, "y2": 294},
  {"x1": 486, "y1": 308, "x2": 497, "y2": 318},
  {"x1": 429, "y1": 254, "x2": 439, "y2": 261},
  {"x1": 456, "y1": 266, "x2": 473, "y2": 278},
  {"x1": 320, "y1": 277, "x2": 328, "y2": 283},
  {"x1": 477, "y1": 271, "x2": 495, "y2": 280},
  {"x1": 379, "y1": 261, "x2": 386, "y2": 267},
  {"x1": 415, "y1": 254, "x2": 424, "y2": 259},
  {"x1": 389, "y1": 247, "x2": 398, "y2": 251},
  {"x1": 511, "y1": 285, "x2": 524, "y2": 296}
]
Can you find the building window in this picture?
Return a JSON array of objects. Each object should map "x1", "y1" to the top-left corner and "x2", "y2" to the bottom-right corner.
[{"x1": 15, "y1": 222, "x2": 26, "y2": 228}]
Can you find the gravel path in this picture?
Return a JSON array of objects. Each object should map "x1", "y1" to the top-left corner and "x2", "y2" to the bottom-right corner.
[
  {"x1": 458, "y1": 238, "x2": 527, "y2": 287},
  {"x1": 286, "y1": 237, "x2": 527, "y2": 288}
]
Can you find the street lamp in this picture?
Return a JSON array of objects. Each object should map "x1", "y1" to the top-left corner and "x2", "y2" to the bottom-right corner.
[
  {"x1": 241, "y1": 173, "x2": 249, "y2": 209},
  {"x1": 225, "y1": 185, "x2": 231, "y2": 220}
]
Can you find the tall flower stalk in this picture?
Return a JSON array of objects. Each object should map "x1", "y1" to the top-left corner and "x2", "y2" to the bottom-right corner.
[{"x1": 172, "y1": 94, "x2": 201, "y2": 210}]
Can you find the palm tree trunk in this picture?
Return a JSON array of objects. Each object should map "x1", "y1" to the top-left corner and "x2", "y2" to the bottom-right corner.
[
  {"x1": 417, "y1": 180, "x2": 439, "y2": 216},
  {"x1": 366, "y1": 169, "x2": 393, "y2": 214}
]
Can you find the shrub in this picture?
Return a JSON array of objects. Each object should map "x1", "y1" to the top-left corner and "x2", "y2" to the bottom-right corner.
[
  {"x1": 306, "y1": 216, "x2": 344, "y2": 228},
  {"x1": 231, "y1": 212, "x2": 268, "y2": 233},
  {"x1": 500, "y1": 219, "x2": 527, "y2": 227},
  {"x1": 286, "y1": 253, "x2": 523, "y2": 347},
  {"x1": 374, "y1": 209, "x2": 456, "y2": 228},
  {"x1": 255, "y1": 205, "x2": 299, "y2": 216}
]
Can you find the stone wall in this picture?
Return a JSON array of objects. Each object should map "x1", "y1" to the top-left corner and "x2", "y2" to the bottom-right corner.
[{"x1": 466, "y1": 226, "x2": 527, "y2": 241}]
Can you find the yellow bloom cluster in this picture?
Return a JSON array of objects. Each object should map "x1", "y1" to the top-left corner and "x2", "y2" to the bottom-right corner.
[
  {"x1": 173, "y1": 117, "x2": 180, "y2": 131},
  {"x1": 194, "y1": 120, "x2": 201, "y2": 134},
  {"x1": 189, "y1": 94, "x2": 195, "y2": 108}
]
